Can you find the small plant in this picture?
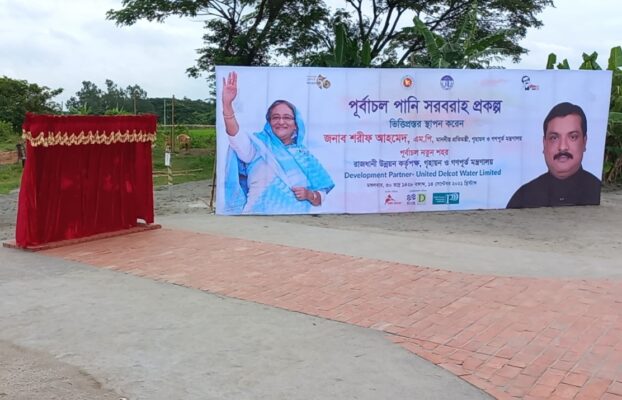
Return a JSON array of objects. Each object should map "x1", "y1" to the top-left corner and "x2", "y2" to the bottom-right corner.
[
  {"x1": 104, "y1": 106, "x2": 131, "y2": 115},
  {"x1": 320, "y1": 23, "x2": 372, "y2": 68},
  {"x1": 410, "y1": 1, "x2": 514, "y2": 69},
  {"x1": 68, "y1": 103, "x2": 92, "y2": 115}
]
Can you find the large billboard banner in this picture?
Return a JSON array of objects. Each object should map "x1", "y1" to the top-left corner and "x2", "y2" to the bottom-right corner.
[{"x1": 215, "y1": 66, "x2": 612, "y2": 215}]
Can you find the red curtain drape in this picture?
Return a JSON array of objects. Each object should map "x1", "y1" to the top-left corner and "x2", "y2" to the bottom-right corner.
[{"x1": 16, "y1": 113, "x2": 157, "y2": 247}]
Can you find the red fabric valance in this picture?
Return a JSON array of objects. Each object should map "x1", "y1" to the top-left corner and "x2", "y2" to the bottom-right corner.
[
  {"x1": 22, "y1": 113, "x2": 157, "y2": 147},
  {"x1": 16, "y1": 113, "x2": 157, "y2": 247}
]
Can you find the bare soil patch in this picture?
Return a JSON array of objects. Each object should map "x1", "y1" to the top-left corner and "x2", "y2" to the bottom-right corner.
[{"x1": 0, "y1": 151, "x2": 17, "y2": 165}]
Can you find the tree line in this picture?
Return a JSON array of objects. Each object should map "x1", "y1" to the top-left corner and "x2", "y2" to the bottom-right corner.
[
  {"x1": 65, "y1": 79, "x2": 215, "y2": 125},
  {"x1": 106, "y1": 0, "x2": 552, "y2": 74},
  {"x1": 0, "y1": 76, "x2": 216, "y2": 133}
]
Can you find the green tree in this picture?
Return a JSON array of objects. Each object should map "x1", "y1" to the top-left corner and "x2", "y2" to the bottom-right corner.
[
  {"x1": 148, "y1": 97, "x2": 215, "y2": 125},
  {"x1": 66, "y1": 81, "x2": 105, "y2": 114},
  {"x1": 409, "y1": 2, "x2": 516, "y2": 68},
  {"x1": 107, "y1": 0, "x2": 552, "y2": 73},
  {"x1": 125, "y1": 84, "x2": 150, "y2": 114},
  {"x1": 314, "y1": 23, "x2": 372, "y2": 67},
  {"x1": 107, "y1": 0, "x2": 330, "y2": 78},
  {"x1": 66, "y1": 80, "x2": 151, "y2": 115},
  {"x1": 102, "y1": 79, "x2": 127, "y2": 111},
  {"x1": 0, "y1": 76, "x2": 63, "y2": 132},
  {"x1": 311, "y1": 0, "x2": 551, "y2": 67}
]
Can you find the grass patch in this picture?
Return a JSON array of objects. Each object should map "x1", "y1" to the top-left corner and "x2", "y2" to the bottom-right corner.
[
  {"x1": 0, "y1": 127, "x2": 216, "y2": 194},
  {"x1": 152, "y1": 149, "x2": 214, "y2": 187},
  {"x1": 0, "y1": 163, "x2": 23, "y2": 194},
  {"x1": 156, "y1": 126, "x2": 216, "y2": 149},
  {"x1": 152, "y1": 126, "x2": 215, "y2": 187},
  {"x1": 184, "y1": 127, "x2": 216, "y2": 148},
  {"x1": 0, "y1": 133, "x2": 20, "y2": 152},
  {"x1": 0, "y1": 126, "x2": 216, "y2": 194}
]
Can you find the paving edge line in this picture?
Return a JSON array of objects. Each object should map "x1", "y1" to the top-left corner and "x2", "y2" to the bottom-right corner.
[{"x1": 2, "y1": 224, "x2": 161, "y2": 252}]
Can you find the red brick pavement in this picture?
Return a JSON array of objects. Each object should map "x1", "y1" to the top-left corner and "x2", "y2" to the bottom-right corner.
[{"x1": 42, "y1": 228, "x2": 622, "y2": 400}]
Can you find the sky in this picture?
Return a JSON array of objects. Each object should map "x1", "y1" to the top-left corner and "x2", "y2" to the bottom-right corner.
[{"x1": 1, "y1": 0, "x2": 619, "y2": 107}]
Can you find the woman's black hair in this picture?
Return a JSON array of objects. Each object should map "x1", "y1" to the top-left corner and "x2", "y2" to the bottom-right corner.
[
  {"x1": 265, "y1": 99, "x2": 297, "y2": 122},
  {"x1": 265, "y1": 100, "x2": 298, "y2": 140}
]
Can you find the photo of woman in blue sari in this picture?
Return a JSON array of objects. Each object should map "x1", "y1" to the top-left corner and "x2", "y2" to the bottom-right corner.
[{"x1": 221, "y1": 71, "x2": 335, "y2": 214}]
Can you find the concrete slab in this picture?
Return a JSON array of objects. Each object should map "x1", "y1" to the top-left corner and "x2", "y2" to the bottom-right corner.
[
  {"x1": 0, "y1": 246, "x2": 490, "y2": 400},
  {"x1": 35, "y1": 227, "x2": 622, "y2": 400}
]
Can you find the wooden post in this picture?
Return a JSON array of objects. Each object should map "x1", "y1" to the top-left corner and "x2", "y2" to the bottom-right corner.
[
  {"x1": 210, "y1": 153, "x2": 217, "y2": 210},
  {"x1": 165, "y1": 144, "x2": 172, "y2": 199},
  {"x1": 133, "y1": 90, "x2": 137, "y2": 114},
  {"x1": 170, "y1": 95, "x2": 175, "y2": 153}
]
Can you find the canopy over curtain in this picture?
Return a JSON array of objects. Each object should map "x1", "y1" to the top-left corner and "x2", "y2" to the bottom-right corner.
[{"x1": 16, "y1": 113, "x2": 157, "y2": 247}]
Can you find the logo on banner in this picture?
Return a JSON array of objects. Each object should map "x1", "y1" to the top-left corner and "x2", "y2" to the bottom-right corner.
[
  {"x1": 406, "y1": 192, "x2": 427, "y2": 205},
  {"x1": 432, "y1": 192, "x2": 460, "y2": 205},
  {"x1": 440, "y1": 75, "x2": 454, "y2": 90},
  {"x1": 521, "y1": 75, "x2": 540, "y2": 91},
  {"x1": 401, "y1": 75, "x2": 414, "y2": 89},
  {"x1": 384, "y1": 193, "x2": 402, "y2": 205},
  {"x1": 307, "y1": 74, "x2": 331, "y2": 89}
]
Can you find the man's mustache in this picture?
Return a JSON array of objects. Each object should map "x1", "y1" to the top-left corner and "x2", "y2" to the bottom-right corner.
[{"x1": 554, "y1": 151, "x2": 573, "y2": 160}]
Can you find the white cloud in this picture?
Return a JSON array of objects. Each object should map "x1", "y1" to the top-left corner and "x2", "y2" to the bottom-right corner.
[
  {"x1": 502, "y1": 0, "x2": 620, "y2": 70},
  {"x1": 0, "y1": 0, "x2": 207, "y2": 106},
  {"x1": 1, "y1": 0, "x2": 619, "y2": 107}
]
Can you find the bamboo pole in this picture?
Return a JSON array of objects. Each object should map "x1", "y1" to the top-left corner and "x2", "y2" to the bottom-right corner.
[
  {"x1": 168, "y1": 95, "x2": 175, "y2": 198},
  {"x1": 170, "y1": 95, "x2": 175, "y2": 153},
  {"x1": 210, "y1": 153, "x2": 217, "y2": 210},
  {"x1": 165, "y1": 145, "x2": 172, "y2": 199}
]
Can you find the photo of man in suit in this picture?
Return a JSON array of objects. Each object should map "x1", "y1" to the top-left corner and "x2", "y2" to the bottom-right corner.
[{"x1": 506, "y1": 102, "x2": 601, "y2": 208}]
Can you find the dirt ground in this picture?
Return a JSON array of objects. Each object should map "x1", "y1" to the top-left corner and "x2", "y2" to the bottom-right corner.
[
  {"x1": 0, "y1": 151, "x2": 17, "y2": 165},
  {"x1": 2, "y1": 180, "x2": 622, "y2": 258},
  {"x1": 0, "y1": 341, "x2": 122, "y2": 400}
]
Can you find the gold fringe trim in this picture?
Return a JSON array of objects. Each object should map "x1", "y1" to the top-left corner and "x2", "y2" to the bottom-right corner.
[{"x1": 22, "y1": 130, "x2": 157, "y2": 147}]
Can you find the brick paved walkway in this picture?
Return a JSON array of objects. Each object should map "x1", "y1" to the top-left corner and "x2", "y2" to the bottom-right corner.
[{"x1": 43, "y1": 228, "x2": 622, "y2": 400}]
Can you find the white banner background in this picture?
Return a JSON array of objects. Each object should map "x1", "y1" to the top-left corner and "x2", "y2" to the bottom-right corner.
[{"x1": 215, "y1": 66, "x2": 611, "y2": 214}]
